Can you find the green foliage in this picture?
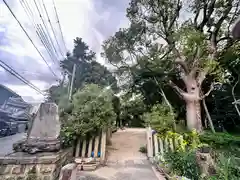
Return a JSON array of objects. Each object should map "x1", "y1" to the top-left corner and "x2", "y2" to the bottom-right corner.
[
  {"x1": 139, "y1": 145, "x2": 147, "y2": 153},
  {"x1": 200, "y1": 132, "x2": 240, "y2": 149},
  {"x1": 61, "y1": 37, "x2": 117, "y2": 92},
  {"x1": 208, "y1": 153, "x2": 240, "y2": 180},
  {"x1": 112, "y1": 95, "x2": 121, "y2": 115},
  {"x1": 144, "y1": 103, "x2": 175, "y2": 133},
  {"x1": 46, "y1": 85, "x2": 68, "y2": 104},
  {"x1": 47, "y1": 37, "x2": 117, "y2": 108},
  {"x1": 164, "y1": 151, "x2": 201, "y2": 180},
  {"x1": 61, "y1": 84, "x2": 116, "y2": 145},
  {"x1": 120, "y1": 95, "x2": 147, "y2": 127}
]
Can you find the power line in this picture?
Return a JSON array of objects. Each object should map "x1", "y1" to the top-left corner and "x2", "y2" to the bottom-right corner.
[
  {"x1": 41, "y1": 0, "x2": 64, "y2": 57},
  {"x1": 19, "y1": 0, "x2": 58, "y2": 65},
  {"x1": 3, "y1": 0, "x2": 59, "y2": 79},
  {"x1": 52, "y1": 0, "x2": 67, "y2": 53},
  {"x1": 0, "y1": 60, "x2": 45, "y2": 95},
  {"x1": 33, "y1": 0, "x2": 60, "y2": 58},
  {"x1": 24, "y1": 0, "x2": 57, "y2": 63}
]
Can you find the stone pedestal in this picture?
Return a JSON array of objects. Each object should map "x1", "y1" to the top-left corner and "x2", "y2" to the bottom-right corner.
[
  {"x1": 0, "y1": 148, "x2": 73, "y2": 180},
  {"x1": 13, "y1": 103, "x2": 61, "y2": 154}
]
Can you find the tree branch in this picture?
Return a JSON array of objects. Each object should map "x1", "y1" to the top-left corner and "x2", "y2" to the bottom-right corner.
[
  {"x1": 231, "y1": 76, "x2": 240, "y2": 117},
  {"x1": 169, "y1": 80, "x2": 196, "y2": 101},
  {"x1": 197, "y1": 0, "x2": 216, "y2": 31},
  {"x1": 168, "y1": 0, "x2": 182, "y2": 31},
  {"x1": 169, "y1": 80, "x2": 185, "y2": 96},
  {"x1": 175, "y1": 59, "x2": 189, "y2": 74},
  {"x1": 210, "y1": 1, "x2": 232, "y2": 52},
  {"x1": 200, "y1": 84, "x2": 214, "y2": 100}
]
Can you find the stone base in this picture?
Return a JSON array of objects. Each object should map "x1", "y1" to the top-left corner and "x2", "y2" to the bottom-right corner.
[
  {"x1": 13, "y1": 138, "x2": 61, "y2": 154},
  {"x1": 0, "y1": 148, "x2": 73, "y2": 180}
]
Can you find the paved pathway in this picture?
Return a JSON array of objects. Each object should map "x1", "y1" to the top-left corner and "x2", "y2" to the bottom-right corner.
[
  {"x1": 76, "y1": 128, "x2": 165, "y2": 180},
  {"x1": 0, "y1": 133, "x2": 26, "y2": 156}
]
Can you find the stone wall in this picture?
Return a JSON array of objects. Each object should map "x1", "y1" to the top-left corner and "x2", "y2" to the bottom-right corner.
[{"x1": 0, "y1": 148, "x2": 73, "y2": 180}]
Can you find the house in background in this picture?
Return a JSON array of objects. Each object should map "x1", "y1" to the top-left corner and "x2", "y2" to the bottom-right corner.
[
  {"x1": 0, "y1": 84, "x2": 21, "y2": 105},
  {"x1": 0, "y1": 84, "x2": 32, "y2": 134},
  {"x1": 2, "y1": 97, "x2": 32, "y2": 121}
]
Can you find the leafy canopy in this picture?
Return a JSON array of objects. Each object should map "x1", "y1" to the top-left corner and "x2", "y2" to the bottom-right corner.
[{"x1": 61, "y1": 84, "x2": 116, "y2": 142}]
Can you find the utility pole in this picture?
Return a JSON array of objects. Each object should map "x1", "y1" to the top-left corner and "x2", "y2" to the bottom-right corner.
[{"x1": 68, "y1": 64, "x2": 76, "y2": 101}]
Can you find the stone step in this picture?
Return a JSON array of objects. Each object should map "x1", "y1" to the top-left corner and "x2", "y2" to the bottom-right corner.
[{"x1": 106, "y1": 159, "x2": 150, "y2": 168}]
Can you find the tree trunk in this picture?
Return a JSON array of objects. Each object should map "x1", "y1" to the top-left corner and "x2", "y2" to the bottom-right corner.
[
  {"x1": 186, "y1": 100, "x2": 202, "y2": 132},
  {"x1": 184, "y1": 77, "x2": 203, "y2": 132},
  {"x1": 170, "y1": 73, "x2": 207, "y2": 133}
]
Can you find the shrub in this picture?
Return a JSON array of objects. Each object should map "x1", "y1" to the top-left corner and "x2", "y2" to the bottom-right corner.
[
  {"x1": 164, "y1": 150, "x2": 201, "y2": 180},
  {"x1": 208, "y1": 153, "x2": 240, "y2": 180},
  {"x1": 200, "y1": 132, "x2": 240, "y2": 148},
  {"x1": 143, "y1": 103, "x2": 175, "y2": 134},
  {"x1": 61, "y1": 84, "x2": 116, "y2": 146}
]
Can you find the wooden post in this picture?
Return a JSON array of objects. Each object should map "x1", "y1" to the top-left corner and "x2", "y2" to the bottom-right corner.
[
  {"x1": 87, "y1": 138, "x2": 93, "y2": 158},
  {"x1": 169, "y1": 138, "x2": 174, "y2": 152},
  {"x1": 164, "y1": 137, "x2": 168, "y2": 152},
  {"x1": 159, "y1": 138, "x2": 164, "y2": 155},
  {"x1": 94, "y1": 136, "x2": 100, "y2": 158},
  {"x1": 81, "y1": 140, "x2": 86, "y2": 158},
  {"x1": 153, "y1": 134, "x2": 159, "y2": 156},
  {"x1": 75, "y1": 138, "x2": 81, "y2": 157},
  {"x1": 146, "y1": 127, "x2": 153, "y2": 158},
  {"x1": 100, "y1": 130, "x2": 107, "y2": 164},
  {"x1": 106, "y1": 127, "x2": 112, "y2": 145}
]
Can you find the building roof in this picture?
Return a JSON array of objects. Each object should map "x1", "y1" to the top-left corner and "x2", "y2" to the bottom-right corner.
[
  {"x1": 5, "y1": 97, "x2": 30, "y2": 108},
  {"x1": 0, "y1": 84, "x2": 20, "y2": 97}
]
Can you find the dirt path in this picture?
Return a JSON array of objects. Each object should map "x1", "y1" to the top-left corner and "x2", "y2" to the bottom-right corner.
[
  {"x1": 106, "y1": 128, "x2": 147, "y2": 162},
  {"x1": 76, "y1": 128, "x2": 165, "y2": 180}
]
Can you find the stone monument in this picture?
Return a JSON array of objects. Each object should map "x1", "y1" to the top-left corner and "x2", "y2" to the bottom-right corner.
[{"x1": 13, "y1": 102, "x2": 61, "y2": 154}]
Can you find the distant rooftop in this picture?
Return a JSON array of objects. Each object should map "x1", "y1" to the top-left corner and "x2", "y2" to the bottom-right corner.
[{"x1": 0, "y1": 84, "x2": 20, "y2": 98}]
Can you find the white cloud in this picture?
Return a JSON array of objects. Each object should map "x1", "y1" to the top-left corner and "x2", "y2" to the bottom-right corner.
[{"x1": 0, "y1": 0, "x2": 129, "y2": 102}]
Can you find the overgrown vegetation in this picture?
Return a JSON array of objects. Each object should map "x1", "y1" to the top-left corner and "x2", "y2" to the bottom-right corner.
[
  {"x1": 45, "y1": 0, "x2": 240, "y2": 178},
  {"x1": 144, "y1": 103, "x2": 175, "y2": 134},
  {"x1": 61, "y1": 84, "x2": 115, "y2": 146},
  {"x1": 164, "y1": 151, "x2": 201, "y2": 180}
]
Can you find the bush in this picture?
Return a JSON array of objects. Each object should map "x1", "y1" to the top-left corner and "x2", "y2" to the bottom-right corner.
[
  {"x1": 61, "y1": 84, "x2": 116, "y2": 146},
  {"x1": 200, "y1": 132, "x2": 240, "y2": 149},
  {"x1": 143, "y1": 103, "x2": 175, "y2": 134},
  {"x1": 164, "y1": 150, "x2": 201, "y2": 180},
  {"x1": 208, "y1": 153, "x2": 240, "y2": 180}
]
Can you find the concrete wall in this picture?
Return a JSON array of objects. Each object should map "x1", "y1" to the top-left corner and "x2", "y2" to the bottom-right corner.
[{"x1": 0, "y1": 148, "x2": 73, "y2": 180}]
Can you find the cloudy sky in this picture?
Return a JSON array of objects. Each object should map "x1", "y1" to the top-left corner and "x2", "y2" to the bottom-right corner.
[{"x1": 0, "y1": 0, "x2": 130, "y2": 103}]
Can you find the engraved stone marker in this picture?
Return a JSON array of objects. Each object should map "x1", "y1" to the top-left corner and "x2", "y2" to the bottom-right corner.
[{"x1": 13, "y1": 103, "x2": 61, "y2": 154}]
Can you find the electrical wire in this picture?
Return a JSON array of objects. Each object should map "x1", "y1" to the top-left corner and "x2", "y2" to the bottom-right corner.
[
  {"x1": 0, "y1": 60, "x2": 45, "y2": 95},
  {"x1": 41, "y1": 0, "x2": 64, "y2": 57},
  {"x1": 19, "y1": 0, "x2": 58, "y2": 64},
  {"x1": 2, "y1": 0, "x2": 59, "y2": 80},
  {"x1": 33, "y1": 0, "x2": 60, "y2": 58},
  {"x1": 52, "y1": 0, "x2": 67, "y2": 53}
]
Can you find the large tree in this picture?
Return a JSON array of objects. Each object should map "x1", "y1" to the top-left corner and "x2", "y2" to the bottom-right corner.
[
  {"x1": 47, "y1": 37, "x2": 118, "y2": 103},
  {"x1": 61, "y1": 37, "x2": 117, "y2": 92},
  {"x1": 102, "y1": 0, "x2": 240, "y2": 132}
]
